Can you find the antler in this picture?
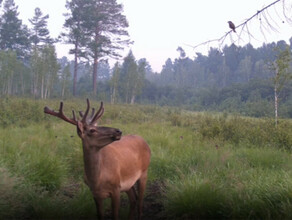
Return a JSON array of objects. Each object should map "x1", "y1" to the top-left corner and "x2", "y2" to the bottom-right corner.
[
  {"x1": 44, "y1": 99, "x2": 104, "y2": 126},
  {"x1": 79, "y1": 101, "x2": 104, "y2": 125},
  {"x1": 44, "y1": 102, "x2": 77, "y2": 125},
  {"x1": 90, "y1": 102, "x2": 104, "y2": 125},
  {"x1": 81, "y1": 99, "x2": 90, "y2": 123}
]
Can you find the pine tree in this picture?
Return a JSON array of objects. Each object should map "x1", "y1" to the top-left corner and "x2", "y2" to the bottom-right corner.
[
  {"x1": 0, "y1": 0, "x2": 30, "y2": 57},
  {"x1": 29, "y1": 7, "x2": 53, "y2": 47},
  {"x1": 62, "y1": 0, "x2": 88, "y2": 96},
  {"x1": 82, "y1": 0, "x2": 131, "y2": 95}
]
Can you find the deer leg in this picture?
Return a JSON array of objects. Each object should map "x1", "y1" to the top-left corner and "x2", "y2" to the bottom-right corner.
[
  {"x1": 94, "y1": 197, "x2": 104, "y2": 220},
  {"x1": 126, "y1": 187, "x2": 137, "y2": 220},
  {"x1": 137, "y1": 172, "x2": 148, "y2": 220},
  {"x1": 111, "y1": 189, "x2": 121, "y2": 220}
]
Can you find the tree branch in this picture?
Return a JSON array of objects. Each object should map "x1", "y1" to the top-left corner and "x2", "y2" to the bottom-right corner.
[{"x1": 190, "y1": 0, "x2": 289, "y2": 52}]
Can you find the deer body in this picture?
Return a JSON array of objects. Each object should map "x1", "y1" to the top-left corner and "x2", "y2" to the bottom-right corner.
[
  {"x1": 83, "y1": 135, "x2": 150, "y2": 197},
  {"x1": 44, "y1": 100, "x2": 151, "y2": 220}
]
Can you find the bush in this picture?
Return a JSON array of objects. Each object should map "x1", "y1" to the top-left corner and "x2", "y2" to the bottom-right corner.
[{"x1": 0, "y1": 98, "x2": 44, "y2": 127}]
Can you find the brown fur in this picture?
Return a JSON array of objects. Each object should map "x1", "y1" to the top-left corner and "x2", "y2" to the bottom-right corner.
[{"x1": 82, "y1": 135, "x2": 151, "y2": 219}]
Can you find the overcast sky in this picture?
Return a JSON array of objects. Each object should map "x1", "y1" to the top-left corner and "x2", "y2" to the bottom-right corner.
[{"x1": 15, "y1": 0, "x2": 292, "y2": 72}]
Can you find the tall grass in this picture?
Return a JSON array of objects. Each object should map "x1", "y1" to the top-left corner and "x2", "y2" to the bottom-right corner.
[
  {"x1": 0, "y1": 98, "x2": 292, "y2": 219},
  {"x1": 163, "y1": 146, "x2": 292, "y2": 219}
]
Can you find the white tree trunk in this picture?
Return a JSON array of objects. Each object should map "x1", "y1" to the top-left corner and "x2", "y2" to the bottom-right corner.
[
  {"x1": 274, "y1": 86, "x2": 278, "y2": 127},
  {"x1": 41, "y1": 76, "x2": 44, "y2": 99},
  {"x1": 130, "y1": 95, "x2": 135, "y2": 105},
  {"x1": 111, "y1": 87, "x2": 116, "y2": 104}
]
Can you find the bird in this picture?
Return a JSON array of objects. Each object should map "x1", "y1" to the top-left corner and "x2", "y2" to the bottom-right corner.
[{"x1": 228, "y1": 21, "x2": 236, "y2": 32}]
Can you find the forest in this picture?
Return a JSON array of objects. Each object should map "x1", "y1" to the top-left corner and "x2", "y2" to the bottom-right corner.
[{"x1": 0, "y1": 0, "x2": 291, "y2": 118}]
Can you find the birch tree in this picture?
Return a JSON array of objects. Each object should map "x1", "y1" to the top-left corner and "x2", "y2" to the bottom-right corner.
[
  {"x1": 271, "y1": 46, "x2": 291, "y2": 126},
  {"x1": 110, "y1": 62, "x2": 120, "y2": 104}
]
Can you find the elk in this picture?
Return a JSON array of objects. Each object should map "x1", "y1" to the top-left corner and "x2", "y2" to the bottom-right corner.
[{"x1": 44, "y1": 99, "x2": 151, "y2": 220}]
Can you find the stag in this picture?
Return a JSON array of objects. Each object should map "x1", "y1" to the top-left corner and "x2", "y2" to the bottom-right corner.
[{"x1": 44, "y1": 99, "x2": 151, "y2": 220}]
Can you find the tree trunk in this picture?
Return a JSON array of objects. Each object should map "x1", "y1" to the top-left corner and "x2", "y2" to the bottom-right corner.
[
  {"x1": 41, "y1": 75, "x2": 44, "y2": 99},
  {"x1": 274, "y1": 85, "x2": 278, "y2": 127},
  {"x1": 73, "y1": 41, "x2": 78, "y2": 96},
  {"x1": 33, "y1": 73, "x2": 38, "y2": 98},
  {"x1": 274, "y1": 62, "x2": 279, "y2": 127},
  {"x1": 7, "y1": 75, "x2": 12, "y2": 95},
  {"x1": 62, "y1": 81, "x2": 65, "y2": 98},
  {"x1": 93, "y1": 56, "x2": 98, "y2": 95},
  {"x1": 111, "y1": 87, "x2": 116, "y2": 104},
  {"x1": 20, "y1": 71, "x2": 24, "y2": 95},
  {"x1": 130, "y1": 95, "x2": 135, "y2": 105},
  {"x1": 92, "y1": 28, "x2": 99, "y2": 96},
  {"x1": 44, "y1": 78, "x2": 48, "y2": 99}
]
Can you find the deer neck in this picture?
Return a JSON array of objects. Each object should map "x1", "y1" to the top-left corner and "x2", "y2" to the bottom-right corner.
[{"x1": 82, "y1": 142, "x2": 102, "y2": 187}]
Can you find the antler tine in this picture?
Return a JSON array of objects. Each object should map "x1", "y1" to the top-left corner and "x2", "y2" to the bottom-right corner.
[
  {"x1": 79, "y1": 111, "x2": 83, "y2": 118},
  {"x1": 44, "y1": 102, "x2": 77, "y2": 125},
  {"x1": 79, "y1": 108, "x2": 95, "y2": 118},
  {"x1": 81, "y1": 98, "x2": 90, "y2": 123},
  {"x1": 72, "y1": 110, "x2": 77, "y2": 121},
  {"x1": 78, "y1": 108, "x2": 95, "y2": 124},
  {"x1": 90, "y1": 108, "x2": 96, "y2": 118},
  {"x1": 90, "y1": 102, "x2": 104, "y2": 125}
]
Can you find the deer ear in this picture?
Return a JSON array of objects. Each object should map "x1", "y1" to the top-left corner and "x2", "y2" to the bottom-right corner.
[{"x1": 77, "y1": 121, "x2": 84, "y2": 137}]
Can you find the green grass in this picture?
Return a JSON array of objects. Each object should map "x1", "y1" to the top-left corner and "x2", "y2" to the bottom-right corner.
[
  {"x1": 0, "y1": 98, "x2": 292, "y2": 219},
  {"x1": 163, "y1": 146, "x2": 292, "y2": 219}
]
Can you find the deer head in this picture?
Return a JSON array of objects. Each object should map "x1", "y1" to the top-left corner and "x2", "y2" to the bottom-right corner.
[{"x1": 44, "y1": 99, "x2": 122, "y2": 148}]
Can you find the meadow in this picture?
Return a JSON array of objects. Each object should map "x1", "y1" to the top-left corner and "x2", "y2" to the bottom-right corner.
[{"x1": 1, "y1": 98, "x2": 292, "y2": 219}]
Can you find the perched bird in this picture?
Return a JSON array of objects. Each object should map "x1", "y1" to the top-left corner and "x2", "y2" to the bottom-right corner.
[{"x1": 228, "y1": 21, "x2": 236, "y2": 32}]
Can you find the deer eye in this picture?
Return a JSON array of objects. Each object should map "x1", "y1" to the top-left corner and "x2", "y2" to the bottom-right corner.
[{"x1": 89, "y1": 129, "x2": 96, "y2": 134}]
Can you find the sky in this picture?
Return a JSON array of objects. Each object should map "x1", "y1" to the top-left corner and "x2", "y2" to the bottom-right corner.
[{"x1": 14, "y1": 0, "x2": 292, "y2": 72}]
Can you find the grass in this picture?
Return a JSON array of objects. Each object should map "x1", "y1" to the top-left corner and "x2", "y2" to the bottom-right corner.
[
  {"x1": 163, "y1": 146, "x2": 292, "y2": 219},
  {"x1": 0, "y1": 98, "x2": 292, "y2": 219}
]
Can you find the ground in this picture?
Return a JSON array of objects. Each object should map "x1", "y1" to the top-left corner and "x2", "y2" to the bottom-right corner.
[{"x1": 62, "y1": 180, "x2": 166, "y2": 219}]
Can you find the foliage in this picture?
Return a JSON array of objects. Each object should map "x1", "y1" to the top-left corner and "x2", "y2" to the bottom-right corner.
[
  {"x1": 29, "y1": 7, "x2": 53, "y2": 46},
  {"x1": 118, "y1": 51, "x2": 146, "y2": 104},
  {"x1": 0, "y1": 98, "x2": 44, "y2": 127},
  {"x1": 63, "y1": 0, "x2": 131, "y2": 95},
  {"x1": 0, "y1": 50, "x2": 21, "y2": 95},
  {"x1": 270, "y1": 46, "x2": 292, "y2": 125},
  {"x1": 30, "y1": 45, "x2": 60, "y2": 99},
  {"x1": 0, "y1": 0, "x2": 30, "y2": 57}
]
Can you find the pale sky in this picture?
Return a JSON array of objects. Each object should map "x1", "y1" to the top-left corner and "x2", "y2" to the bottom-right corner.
[{"x1": 14, "y1": 0, "x2": 292, "y2": 72}]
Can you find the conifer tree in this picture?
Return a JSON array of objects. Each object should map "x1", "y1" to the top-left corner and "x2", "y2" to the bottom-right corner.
[
  {"x1": 0, "y1": 0, "x2": 30, "y2": 57},
  {"x1": 62, "y1": 0, "x2": 88, "y2": 96},
  {"x1": 29, "y1": 7, "x2": 53, "y2": 47},
  {"x1": 82, "y1": 0, "x2": 131, "y2": 95}
]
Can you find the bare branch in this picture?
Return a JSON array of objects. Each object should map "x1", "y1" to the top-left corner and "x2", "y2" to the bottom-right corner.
[{"x1": 190, "y1": 0, "x2": 287, "y2": 52}]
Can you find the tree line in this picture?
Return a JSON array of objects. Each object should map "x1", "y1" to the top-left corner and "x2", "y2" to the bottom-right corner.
[
  {"x1": 143, "y1": 42, "x2": 292, "y2": 118},
  {"x1": 58, "y1": 40, "x2": 292, "y2": 119},
  {"x1": 0, "y1": 0, "x2": 130, "y2": 98},
  {"x1": 0, "y1": 0, "x2": 291, "y2": 118}
]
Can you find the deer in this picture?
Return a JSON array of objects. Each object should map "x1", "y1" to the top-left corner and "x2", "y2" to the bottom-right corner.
[{"x1": 44, "y1": 99, "x2": 151, "y2": 220}]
